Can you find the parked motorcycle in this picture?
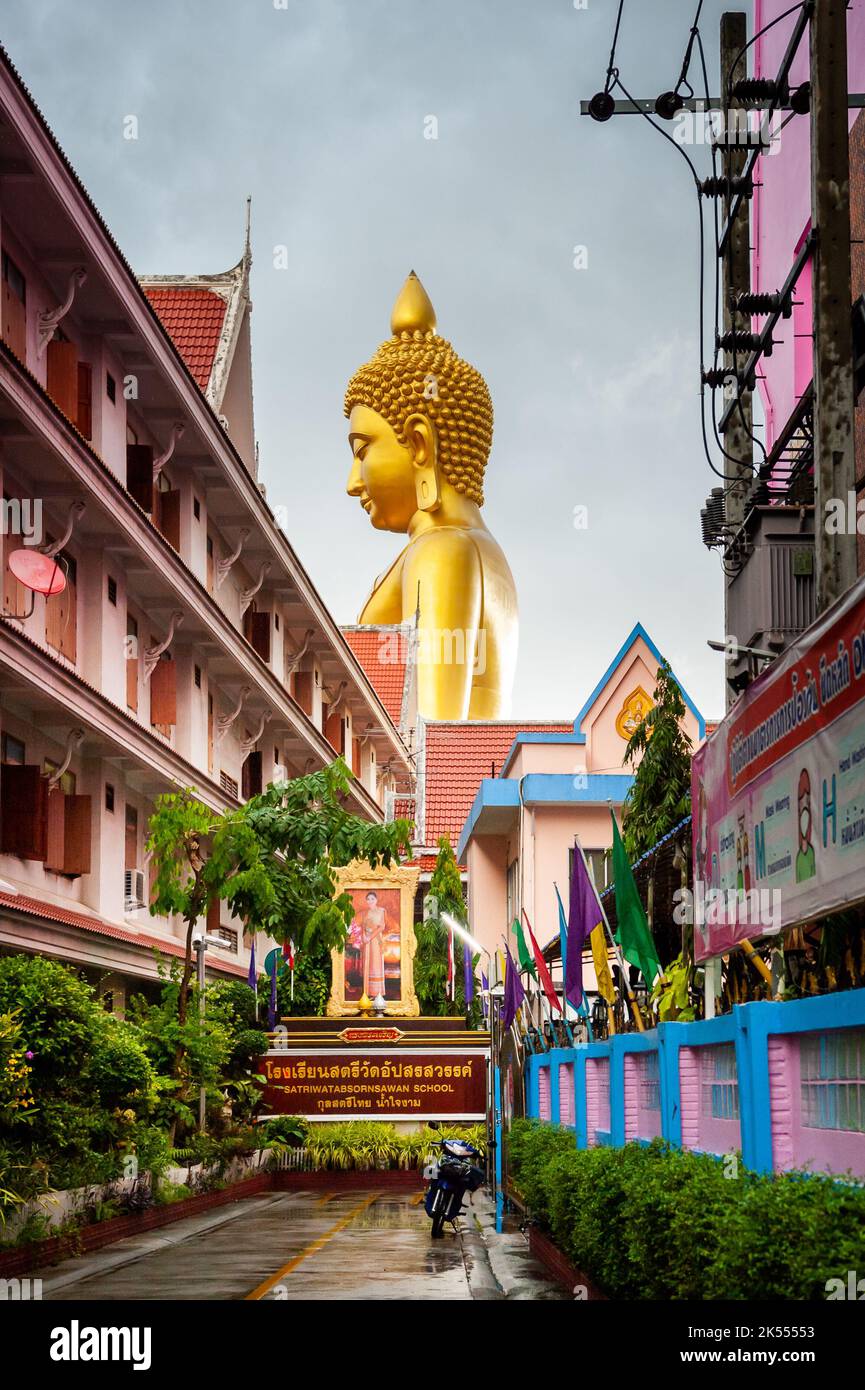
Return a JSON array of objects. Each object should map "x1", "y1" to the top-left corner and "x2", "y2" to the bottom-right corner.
[{"x1": 423, "y1": 1137, "x2": 485, "y2": 1239}]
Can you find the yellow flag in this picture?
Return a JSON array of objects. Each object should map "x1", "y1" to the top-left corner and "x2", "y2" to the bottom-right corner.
[{"x1": 591, "y1": 923, "x2": 615, "y2": 1005}]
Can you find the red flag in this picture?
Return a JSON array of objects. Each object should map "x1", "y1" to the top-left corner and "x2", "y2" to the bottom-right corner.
[{"x1": 523, "y1": 911, "x2": 562, "y2": 1014}]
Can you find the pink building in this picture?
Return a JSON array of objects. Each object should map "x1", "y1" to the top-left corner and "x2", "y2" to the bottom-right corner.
[
  {"x1": 0, "y1": 48, "x2": 412, "y2": 1010},
  {"x1": 456, "y1": 624, "x2": 704, "y2": 961},
  {"x1": 751, "y1": 2, "x2": 865, "y2": 563}
]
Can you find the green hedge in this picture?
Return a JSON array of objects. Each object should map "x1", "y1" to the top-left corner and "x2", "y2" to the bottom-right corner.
[{"x1": 509, "y1": 1119, "x2": 865, "y2": 1300}]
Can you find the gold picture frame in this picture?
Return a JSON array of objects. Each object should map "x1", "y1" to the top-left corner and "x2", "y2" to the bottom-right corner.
[{"x1": 326, "y1": 859, "x2": 420, "y2": 1018}]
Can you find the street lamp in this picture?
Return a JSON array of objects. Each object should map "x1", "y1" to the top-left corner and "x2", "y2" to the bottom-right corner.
[{"x1": 192, "y1": 933, "x2": 224, "y2": 1132}]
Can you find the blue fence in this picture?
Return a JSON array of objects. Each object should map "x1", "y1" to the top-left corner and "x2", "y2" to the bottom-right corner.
[{"x1": 522, "y1": 987, "x2": 865, "y2": 1178}]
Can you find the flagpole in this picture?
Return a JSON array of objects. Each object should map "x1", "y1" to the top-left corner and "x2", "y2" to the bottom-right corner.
[
  {"x1": 501, "y1": 935, "x2": 535, "y2": 1051},
  {"x1": 575, "y1": 834, "x2": 646, "y2": 1034},
  {"x1": 554, "y1": 880, "x2": 586, "y2": 1045}
]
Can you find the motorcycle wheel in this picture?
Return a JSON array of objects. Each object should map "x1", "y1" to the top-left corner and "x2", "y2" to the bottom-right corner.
[{"x1": 431, "y1": 1209, "x2": 446, "y2": 1239}]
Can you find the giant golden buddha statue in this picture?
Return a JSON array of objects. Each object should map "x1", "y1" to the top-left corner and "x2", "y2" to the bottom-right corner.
[{"x1": 345, "y1": 272, "x2": 518, "y2": 720}]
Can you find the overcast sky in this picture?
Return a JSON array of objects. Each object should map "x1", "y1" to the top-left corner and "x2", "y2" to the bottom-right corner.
[{"x1": 4, "y1": 0, "x2": 749, "y2": 723}]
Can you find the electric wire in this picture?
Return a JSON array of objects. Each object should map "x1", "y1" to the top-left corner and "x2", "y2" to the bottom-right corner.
[
  {"x1": 611, "y1": 71, "x2": 758, "y2": 486},
  {"x1": 604, "y1": 0, "x2": 627, "y2": 92}
]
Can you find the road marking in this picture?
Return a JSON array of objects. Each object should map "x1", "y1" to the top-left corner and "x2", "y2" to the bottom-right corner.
[
  {"x1": 245, "y1": 1193, "x2": 380, "y2": 1300},
  {"x1": 314, "y1": 1192, "x2": 337, "y2": 1206}
]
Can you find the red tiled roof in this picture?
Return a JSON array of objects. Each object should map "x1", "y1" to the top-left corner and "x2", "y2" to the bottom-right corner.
[
  {"x1": 0, "y1": 891, "x2": 247, "y2": 978},
  {"x1": 394, "y1": 796, "x2": 415, "y2": 822},
  {"x1": 342, "y1": 628, "x2": 407, "y2": 725},
  {"x1": 423, "y1": 721, "x2": 573, "y2": 852},
  {"x1": 142, "y1": 287, "x2": 227, "y2": 391}
]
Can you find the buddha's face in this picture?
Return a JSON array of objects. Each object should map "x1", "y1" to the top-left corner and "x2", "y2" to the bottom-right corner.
[{"x1": 347, "y1": 404, "x2": 418, "y2": 533}]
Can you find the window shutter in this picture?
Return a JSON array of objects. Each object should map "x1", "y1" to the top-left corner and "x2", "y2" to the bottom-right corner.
[
  {"x1": 150, "y1": 656, "x2": 177, "y2": 726},
  {"x1": 126, "y1": 444, "x2": 154, "y2": 511},
  {"x1": 76, "y1": 361, "x2": 93, "y2": 440},
  {"x1": 126, "y1": 646, "x2": 138, "y2": 711},
  {"x1": 157, "y1": 490, "x2": 181, "y2": 550},
  {"x1": 1, "y1": 276, "x2": 26, "y2": 361},
  {"x1": 246, "y1": 610, "x2": 271, "y2": 662},
  {"x1": 2, "y1": 503, "x2": 26, "y2": 615},
  {"x1": 45, "y1": 555, "x2": 77, "y2": 662},
  {"x1": 207, "y1": 895, "x2": 221, "y2": 936},
  {"x1": 351, "y1": 736, "x2": 361, "y2": 776},
  {"x1": 0, "y1": 765, "x2": 47, "y2": 860},
  {"x1": 46, "y1": 340, "x2": 79, "y2": 421},
  {"x1": 294, "y1": 670, "x2": 312, "y2": 716},
  {"x1": 63, "y1": 795, "x2": 91, "y2": 875},
  {"x1": 325, "y1": 708, "x2": 344, "y2": 754},
  {"x1": 241, "y1": 750, "x2": 263, "y2": 800}
]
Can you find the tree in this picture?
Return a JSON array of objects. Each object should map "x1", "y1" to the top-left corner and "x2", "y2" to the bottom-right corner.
[
  {"x1": 416, "y1": 837, "x2": 479, "y2": 1020},
  {"x1": 621, "y1": 661, "x2": 693, "y2": 860},
  {"x1": 147, "y1": 758, "x2": 412, "y2": 1066}
]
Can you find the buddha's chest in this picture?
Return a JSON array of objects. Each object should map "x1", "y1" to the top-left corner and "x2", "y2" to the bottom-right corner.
[{"x1": 358, "y1": 553, "x2": 406, "y2": 624}]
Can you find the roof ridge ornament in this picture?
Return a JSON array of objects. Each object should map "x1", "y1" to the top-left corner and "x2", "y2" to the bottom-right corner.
[
  {"x1": 153, "y1": 423, "x2": 185, "y2": 481},
  {"x1": 37, "y1": 267, "x2": 87, "y2": 357},
  {"x1": 216, "y1": 528, "x2": 250, "y2": 589},
  {"x1": 216, "y1": 685, "x2": 251, "y2": 743},
  {"x1": 240, "y1": 561, "x2": 271, "y2": 616},
  {"x1": 143, "y1": 611, "x2": 184, "y2": 681}
]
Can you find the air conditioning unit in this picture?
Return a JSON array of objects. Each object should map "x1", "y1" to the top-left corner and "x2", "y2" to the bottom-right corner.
[{"x1": 124, "y1": 868, "x2": 146, "y2": 911}]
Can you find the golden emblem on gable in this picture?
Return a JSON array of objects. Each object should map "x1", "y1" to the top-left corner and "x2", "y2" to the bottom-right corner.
[{"x1": 615, "y1": 686, "x2": 654, "y2": 741}]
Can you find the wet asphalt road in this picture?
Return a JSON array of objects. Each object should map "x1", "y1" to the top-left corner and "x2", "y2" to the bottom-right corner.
[{"x1": 36, "y1": 1190, "x2": 567, "y2": 1301}]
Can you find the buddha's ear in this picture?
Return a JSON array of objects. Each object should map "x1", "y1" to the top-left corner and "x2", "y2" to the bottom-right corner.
[
  {"x1": 404, "y1": 412, "x2": 441, "y2": 513},
  {"x1": 403, "y1": 412, "x2": 438, "y2": 469}
]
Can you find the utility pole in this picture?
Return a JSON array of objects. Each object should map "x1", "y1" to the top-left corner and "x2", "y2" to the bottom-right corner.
[
  {"x1": 720, "y1": 10, "x2": 754, "y2": 538},
  {"x1": 720, "y1": 10, "x2": 755, "y2": 711},
  {"x1": 811, "y1": 0, "x2": 857, "y2": 612}
]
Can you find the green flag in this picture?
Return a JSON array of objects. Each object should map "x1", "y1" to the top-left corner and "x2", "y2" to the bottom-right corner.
[
  {"x1": 611, "y1": 811, "x2": 661, "y2": 986},
  {"x1": 511, "y1": 916, "x2": 537, "y2": 980}
]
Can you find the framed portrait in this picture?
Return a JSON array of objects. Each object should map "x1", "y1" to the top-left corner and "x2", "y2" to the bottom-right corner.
[{"x1": 327, "y1": 860, "x2": 420, "y2": 1018}]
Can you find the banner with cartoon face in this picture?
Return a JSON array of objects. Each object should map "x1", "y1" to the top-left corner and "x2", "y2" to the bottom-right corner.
[{"x1": 692, "y1": 576, "x2": 865, "y2": 961}]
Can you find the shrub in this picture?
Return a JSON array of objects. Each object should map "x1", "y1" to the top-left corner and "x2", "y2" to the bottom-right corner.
[{"x1": 508, "y1": 1120, "x2": 865, "y2": 1301}]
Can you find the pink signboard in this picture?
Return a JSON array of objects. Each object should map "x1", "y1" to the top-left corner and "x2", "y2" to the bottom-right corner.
[{"x1": 692, "y1": 576, "x2": 865, "y2": 961}]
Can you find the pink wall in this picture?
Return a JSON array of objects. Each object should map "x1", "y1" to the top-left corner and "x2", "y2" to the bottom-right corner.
[
  {"x1": 768, "y1": 1028, "x2": 865, "y2": 1177},
  {"x1": 753, "y1": 1, "x2": 865, "y2": 450},
  {"x1": 558, "y1": 1061, "x2": 575, "y2": 1127},
  {"x1": 538, "y1": 1065, "x2": 551, "y2": 1121},
  {"x1": 624, "y1": 1050, "x2": 662, "y2": 1142},
  {"x1": 586, "y1": 1056, "x2": 611, "y2": 1143},
  {"x1": 680, "y1": 1043, "x2": 742, "y2": 1157}
]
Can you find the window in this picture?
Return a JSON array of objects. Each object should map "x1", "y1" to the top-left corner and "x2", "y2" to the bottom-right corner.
[
  {"x1": 570, "y1": 846, "x2": 608, "y2": 892},
  {"x1": 106, "y1": 371, "x2": 116, "y2": 404},
  {"x1": 125, "y1": 804, "x2": 138, "y2": 871},
  {"x1": 700, "y1": 1044, "x2": 740, "y2": 1122},
  {"x1": 107, "y1": 575, "x2": 117, "y2": 606},
  {"x1": 274, "y1": 613, "x2": 279, "y2": 631},
  {"x1": 800, "y1": 1028, "x2": 865, "y2": 1132},
  {"x1": 1, "y1": 733, "x2": 25, "y2": 765},
  {"x1": 193, "y1": 496, "x2": 201, "y2": 521},
  {"x1": 220, "y1": 770, "x2": 239, "y2": 799},
  {"x1": 105, "y1": 783, "x2": 115, "y2": 813},
  {"x1": 43, "y1": 758, "x2": 75, "y2": 796},
  {"x1": 194, "y1": 664, "x2": 201, "y2": 689},
  {"x1": 506, "y1": 858, "x2": 520, "y2": 926}
]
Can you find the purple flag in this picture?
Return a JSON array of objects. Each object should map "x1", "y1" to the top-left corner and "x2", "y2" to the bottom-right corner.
[
  {"x1": 463, "y1": 943, "x2": 474, "y2": 1005},
  {"x1": 566, "y1": 846, "x2": 603, "y2": 1009},
  {"x1": 267, "y1": 953, "x2": 278, "y2": 1030},
  {"x1": 501, "y1": 945, "x2": 526, "y2": 1029},
  {"x1": 481, "y1": 972, "x2": 489, "y2": 1022},
  {"x1": 247, "y1": 938, "x2": 257, "y2": 991}
]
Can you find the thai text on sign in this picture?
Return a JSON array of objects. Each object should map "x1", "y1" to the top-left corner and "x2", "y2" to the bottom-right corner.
[{"x1": 258, "y1": 1049, "x2": 488, "y2": 1120}]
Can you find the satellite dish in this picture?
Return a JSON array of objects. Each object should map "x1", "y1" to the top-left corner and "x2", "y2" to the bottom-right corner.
[{"x1": 7, "y1": 549, "x2": 66, "y2": 596}]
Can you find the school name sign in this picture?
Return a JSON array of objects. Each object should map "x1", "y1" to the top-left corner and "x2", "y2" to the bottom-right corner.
[
  {"x1": 258, "y1": 1049, "x2": 488, "y2": 1120},
  {"x1": 692, "y1": 576, "x2": 865, "y2": 960}
]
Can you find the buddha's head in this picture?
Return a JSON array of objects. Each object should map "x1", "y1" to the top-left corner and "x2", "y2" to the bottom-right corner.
[{"x1": 344, "y1": 272, "x2": 493, "y2": 532}]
